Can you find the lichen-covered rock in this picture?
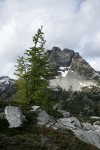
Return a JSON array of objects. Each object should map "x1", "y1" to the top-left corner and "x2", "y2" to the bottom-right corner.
[{"x1": 5, "y1": 106, "x2": 24, "y2": 128}]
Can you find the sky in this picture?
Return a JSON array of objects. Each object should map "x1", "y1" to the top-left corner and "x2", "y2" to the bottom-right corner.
[{"x1": 0, "y1": 0, "x2": 100, "y2": 78}]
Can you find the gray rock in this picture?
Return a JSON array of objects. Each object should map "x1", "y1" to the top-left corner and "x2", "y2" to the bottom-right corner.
[
  {"x1": 55, "y1": 117, "x2": 82, "y2": 130},
  {"x1": 93, "y1": 125, "x2": 100, "y2": 130},
  {"x1": 36, "y1": 109, "x2": 100, "y2": 149},
  {"x1": 55, "y1": 117, "x2": 100, "y2": 149},
  {"x1": 74, "y1": 129, "x2": 100, "y2": 149},
  {"x1": 55, "y1": 118, "x2": 77, "y2": 130},
  {"x1": 93, "y1": 121, "x2": 100, "y2": 125},
  {"x1": 5, "y1": 106, "x2": 24, "y2": 128},
  {"x1": 54, "y1": 117, "x2": 100, "y2": 149},
  {"x1": 58, "y1": 110, "x2": 70, "y2": 118},
  {"x1": 82, "y1": 122, "x2": 96, "y2": 131},
  {"x1": 37, "y1": 109, "x2": 55, "y2": 127},
  {"x1": 64, "y1": 117, "x2": 82, "y2": 128}
]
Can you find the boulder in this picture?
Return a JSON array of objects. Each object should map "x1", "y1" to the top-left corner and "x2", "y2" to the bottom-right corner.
[
  {"x1": 55, "y1": 117, "x2": 82, "y2": 130},
  {"x1": 37, "y1": 109, "x2": 55, "y2": 127},
  {"x1": 5, "y1": 106, "x2": 24, "y2": 128}
]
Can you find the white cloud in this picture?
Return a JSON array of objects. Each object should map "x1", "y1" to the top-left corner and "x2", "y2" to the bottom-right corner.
[
  {"x1": 0, "y1": 0, "x2": 100, "y2": 78},
  {"x1": 88, "y1": 57, "x2": 100, "y2": 71}
]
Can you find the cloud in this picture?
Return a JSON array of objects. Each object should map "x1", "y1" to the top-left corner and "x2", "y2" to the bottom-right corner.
[
  {"x1": 0, "y1": 0, "x2": 100, "y2": 78},
  {"x1": 88, "y1": 57, "x2": 100, "y2": 71}
]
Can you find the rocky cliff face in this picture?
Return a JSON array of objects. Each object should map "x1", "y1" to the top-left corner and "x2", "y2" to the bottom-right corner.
[{"x1": 46, "y1": 47, "x2": 98, "y2": 91}]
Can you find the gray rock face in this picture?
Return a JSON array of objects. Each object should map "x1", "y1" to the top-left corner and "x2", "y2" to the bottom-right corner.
[{"x1": 5, "y1": 106, "x2": 23, "y2": 128}]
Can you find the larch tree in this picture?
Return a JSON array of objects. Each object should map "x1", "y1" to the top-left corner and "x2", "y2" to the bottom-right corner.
[{"x1": 14, "y1": 56, "x2": 29, "y2": 103}]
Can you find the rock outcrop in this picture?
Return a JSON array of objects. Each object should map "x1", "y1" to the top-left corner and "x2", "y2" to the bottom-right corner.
[{"x1": 36, "y1": 107, "x2": 100, "y2": 149}]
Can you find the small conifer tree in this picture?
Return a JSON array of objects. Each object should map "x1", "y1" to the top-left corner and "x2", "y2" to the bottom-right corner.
[{"x1": 14, "y1": 27, "x2": 52, "y2": 107}]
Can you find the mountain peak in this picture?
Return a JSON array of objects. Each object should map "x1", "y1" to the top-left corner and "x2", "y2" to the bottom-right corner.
[
  {"x1": 46, "y1": 47, "x2": 96, "y2": 79},
  {"x1": 46, "y1": 47, "x2": 98, "y2": 91}
]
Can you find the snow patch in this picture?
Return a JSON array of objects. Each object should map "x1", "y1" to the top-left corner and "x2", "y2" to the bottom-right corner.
[
  {"x1": 90, "y1": 116, "x2": 100, "y2": 119},
  {"x1": 96, "y1": 73, "x2": 100, "y2": 76},
  {"x1": 61, "y1": 71, "x2": 68, "y2": 77},
  {"x1": 67, "y1": 65, "x2": 71, "y2": 69},
  {"x1": 58, "y1": 65, "x2": 71, "y2": 77},
  {"x1": 0, "y1": 79, "x2": 5, "y2": 83},
  {"x1": 79, "y1": 81, "x2": 87, "y2": 87},
  {"x1": 59, "y1": 67, "x2": 67, "y2": 70},
  {"x1": 5, "y1": 80, "x2": 10, "y2": 85},
  {"x1": 0, "y1": 77, "x2": 9, "y2": 84}
]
